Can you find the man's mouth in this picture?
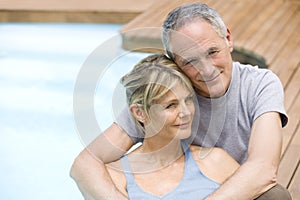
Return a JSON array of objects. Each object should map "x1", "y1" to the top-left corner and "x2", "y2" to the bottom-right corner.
[{"x1": 198, "y1": 72, "x2": 221, "y2": 82}]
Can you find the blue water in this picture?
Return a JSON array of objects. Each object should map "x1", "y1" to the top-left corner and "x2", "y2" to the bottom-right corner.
[{"x1": 0, "y1": 23, "x2": 149, "y2": 200}]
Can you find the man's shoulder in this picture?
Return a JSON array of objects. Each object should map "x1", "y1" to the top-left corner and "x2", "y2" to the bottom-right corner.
[
  {"x1": 233, "y1": 62, "x2": 279, "y2": 85},
  {"x1": 234, "y1": 62, "x2": 269, "y2": 76}
]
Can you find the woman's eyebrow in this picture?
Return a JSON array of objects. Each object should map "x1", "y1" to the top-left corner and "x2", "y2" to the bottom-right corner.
[{"x1": 160, "y1": 98, "x2": 178, "y2": 105}]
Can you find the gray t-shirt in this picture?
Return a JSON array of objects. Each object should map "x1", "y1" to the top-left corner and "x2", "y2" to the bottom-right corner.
[{"x1": 115, "y1": 62, "x2": 288, "y2": 164}]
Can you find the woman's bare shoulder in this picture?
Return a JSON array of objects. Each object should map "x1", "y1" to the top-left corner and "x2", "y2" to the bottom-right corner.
[
  {"x1": 106, "y1": 159, "x2": 128, "y2": 196},
  {"x1": 190, "y1": 145, "x2": 239, "y2": 184},
  {"x1": 189, "y1": 145, "x2": 215, "y2": 159},
  {"x1": 190, "y1": 145, "x2": 237, "y2": 164}
]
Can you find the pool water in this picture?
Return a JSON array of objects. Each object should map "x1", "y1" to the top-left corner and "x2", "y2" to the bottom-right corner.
[{"x1": 0, "y1": 23, "x2": 149, "y2": 200}]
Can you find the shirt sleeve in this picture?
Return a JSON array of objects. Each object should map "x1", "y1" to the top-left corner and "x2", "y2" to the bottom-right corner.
[
  {"x1": 114, "y1": 107, "x2": 145, "y2": 143},
  {"x1": 251, "y1": 70, "x2": 288, "y2": 127}
]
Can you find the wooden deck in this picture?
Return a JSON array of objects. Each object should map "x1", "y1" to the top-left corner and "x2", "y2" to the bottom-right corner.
[
  {"x1": 0, "y1": 0, "x2": 154, "y2": 23},
  {"x1": 1, "y1": 0, "x2": 299, "y2": 198}
]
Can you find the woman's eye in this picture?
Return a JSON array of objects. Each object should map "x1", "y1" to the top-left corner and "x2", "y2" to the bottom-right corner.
[{"x1": 165, "y1": 103, "x2": 176, "y2": 109}]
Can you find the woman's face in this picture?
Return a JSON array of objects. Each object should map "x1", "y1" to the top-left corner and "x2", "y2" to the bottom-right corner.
[{"x1": 145, "y1": 83, "x2": 195, "y2": 140}]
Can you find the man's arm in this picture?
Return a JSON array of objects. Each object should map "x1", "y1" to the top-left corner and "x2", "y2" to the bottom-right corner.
[
  {"x1": 70, "y1": 123, "x2": 134, "y2": 200},
  {"x1": 205, "y1": 112, "x2": 282, "y2": 200}
]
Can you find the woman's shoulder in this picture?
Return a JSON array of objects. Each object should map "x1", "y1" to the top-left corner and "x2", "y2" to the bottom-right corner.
[
  {"x1": 190, "y1": 145, "x2": 239, "y2": 184},
  {"x1": 106, "y1": 159, "x2": 125, "y2": 180},
  {"x1": 190, "y1": 145, "x2": 238, "y2": 165},
  {"x1": 190, "y1": 145, "x2": 228, "y2": 160},
  {"x1": 106, "y1": 159, "x2": 128, "y2": 196}
]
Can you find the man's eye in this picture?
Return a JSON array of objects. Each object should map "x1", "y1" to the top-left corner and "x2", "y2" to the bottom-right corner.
[
  {"x1": 182, "y1": 58, "x2": 198, "y2": 66},
  {"x1": 207, "y1": 49, "x2": 221, "y2": 57},
  {"x1": 182, "y1": 60, "x2": 191, "y2": 66},
  {"x1": 208, "y1": 50, "x2": 218, "y2": 55}
]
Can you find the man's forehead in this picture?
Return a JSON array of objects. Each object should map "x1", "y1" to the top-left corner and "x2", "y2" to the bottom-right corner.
[
  {"x1": 170, "y1": 41, "x2": 206, "y2": 59},
  {"x1": 169, "y1": 32, "x2": 207, "y2": 55}
]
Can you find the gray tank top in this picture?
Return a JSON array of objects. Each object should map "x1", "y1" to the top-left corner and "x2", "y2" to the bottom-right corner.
[{"x1": 120, "y1": 144, "x2": 220, "y2": 199}]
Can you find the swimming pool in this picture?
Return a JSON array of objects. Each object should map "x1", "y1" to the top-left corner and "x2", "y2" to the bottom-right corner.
[{"x1": 0, "y1": 23, "x2": 149, "y2": 199}]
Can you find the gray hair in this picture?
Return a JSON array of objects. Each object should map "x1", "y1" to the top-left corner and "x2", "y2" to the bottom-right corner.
[{"x1": 162, "y1": 3, "x2": 227, "y2": 60}]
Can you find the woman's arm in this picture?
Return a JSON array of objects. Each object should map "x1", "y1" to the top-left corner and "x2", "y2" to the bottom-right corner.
[
  {"x1": 70, "y1": 123, "x2": 133, "y2": 199},
  {"x1": 106, "y1": 160, "x2": 128, "y2": 198}
]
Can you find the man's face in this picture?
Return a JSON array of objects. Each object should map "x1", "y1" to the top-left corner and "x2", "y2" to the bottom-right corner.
[{"x1": 170, "y1": 20, "x2": 233, "y2": 98}]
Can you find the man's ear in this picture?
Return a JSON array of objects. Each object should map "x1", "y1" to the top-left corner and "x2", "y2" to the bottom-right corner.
[
  {"x1": 226, "y1": 27, "x2": 233, "y2": 52},
  {"x1": 129, "y1": 104, "x2": 146, "y2": 123}
]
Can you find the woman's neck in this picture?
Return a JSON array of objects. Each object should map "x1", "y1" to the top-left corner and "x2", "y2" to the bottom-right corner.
[{"x1": 128, "y1": 137, "x2": 184, "y2": 173}]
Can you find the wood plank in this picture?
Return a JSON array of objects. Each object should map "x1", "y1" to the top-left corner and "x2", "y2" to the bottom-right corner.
[
  {"x1": 0, "y1": 0, "x2": 156, "y2": 23},
  {"x1": 283, "y1": 86, "x2": 300, "y2": 146},
  {"x1": 288, "y1": 160, "x2": 300, "y2": 200},
  {"x1": 242, "y1": 2, "x2": 294, "y2": 54},
  {"x1": 283, "y1": 63, "x2": 300, "y2": 112},
  {"x1": 278, "y1": 114, "x2": 300, "y2": 187},
  {"x1": 234, "y1": 0, "x2": 283, "y2": 48},
  {"x1": 277, "y1": 43, "x2": 300, "y2": 88},
  {"x1": 0, "y1": 10, "x2": 140, "y2": 23},
  {"x1": 281, "y1": 66, "x2": 300, "y2": 154},
  {"x1": 269, "y1": 30, "x2": 300, "y2": 77},
  {"x1": 281, "y1": 94, "x2": 300, "y2": 157},
  {"x1": 217, "y1": 0, "x2": 248, "y2": 28},
  {"x1": 0, "y1": 0, "x2": 153, "y2": 11},
  {"x1": 287, "y1": 0, "x2": 300, "y2": 3},
  {"x1": 226, "y1": 0, "x2": 272, "y2": 37},
  {"x1": 255, "y1": 5, "x2": 299, "y2": 64},
  {"x1": 206, "y1": 0, "x2": 232, "y2": 14}
]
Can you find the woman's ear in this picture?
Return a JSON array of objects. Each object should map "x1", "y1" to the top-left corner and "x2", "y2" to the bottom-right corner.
[{"x1": 129, "y1": 104, "x2": 146, "y2": 123}]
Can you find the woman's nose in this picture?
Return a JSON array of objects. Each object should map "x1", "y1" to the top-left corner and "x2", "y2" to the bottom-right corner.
[{"x1": 179, "y1": 104, "x2": 191, "y2": 118}]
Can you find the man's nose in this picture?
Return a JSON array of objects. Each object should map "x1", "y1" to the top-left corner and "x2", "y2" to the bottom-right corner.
[{"x1": 195, "y1": 58, "x2": 216, "y2": 79}]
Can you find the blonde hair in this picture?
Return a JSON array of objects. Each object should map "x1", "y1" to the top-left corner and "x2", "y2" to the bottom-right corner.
[{"x1": 121, "y1": 54, "x2": 194, "y2": 129}]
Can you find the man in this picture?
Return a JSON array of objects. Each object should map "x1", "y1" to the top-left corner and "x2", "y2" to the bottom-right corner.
[{"x1": 71, "y1": 3, "x2": 291, "y2": 199}]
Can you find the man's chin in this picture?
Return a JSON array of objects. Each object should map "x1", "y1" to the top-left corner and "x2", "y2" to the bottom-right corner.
[
  {"x1": 195, "y1": 88, "x2": 226, "y2": 98},
  {"x1": 209, "y1": 90, "x2": 226, "y2": 98},
  {"x1": 195, "y1": 81, "x2": 227, "y2": 98}
]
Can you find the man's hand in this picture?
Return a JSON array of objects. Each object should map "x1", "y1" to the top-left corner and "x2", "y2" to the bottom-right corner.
[{"x1": 70, "y1": 123, "x2": 133, "y2": 199}]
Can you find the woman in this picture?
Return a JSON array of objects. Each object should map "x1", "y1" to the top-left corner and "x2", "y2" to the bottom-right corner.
[{"x1": 106, "y1": 54, "x2": 239, "y2": 199}]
